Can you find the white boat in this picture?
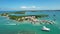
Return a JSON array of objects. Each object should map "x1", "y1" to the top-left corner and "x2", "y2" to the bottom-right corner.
[{"x1": 42, "y1": 26, "x2": 50, "y2": 31}]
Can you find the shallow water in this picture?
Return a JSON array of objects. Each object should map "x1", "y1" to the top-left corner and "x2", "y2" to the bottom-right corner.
[{"x1": 0, "y1": 11, "x2": 60, "y2": 34}]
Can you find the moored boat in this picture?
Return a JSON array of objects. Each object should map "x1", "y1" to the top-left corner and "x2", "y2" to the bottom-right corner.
[{"x1": 42, "y1": 26, "x2": 50, "y2": 31}]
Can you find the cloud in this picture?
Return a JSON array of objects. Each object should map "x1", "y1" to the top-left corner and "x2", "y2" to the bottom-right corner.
[
  {"x1": 20, "y1": 6, "x2": 37, "y2": 9},
  {"x1": 20, "y1": 6, "x2": 27, "y2": 9},
  {"x1": 20, "y1": 6, "x2": 41, "y2": 10}
]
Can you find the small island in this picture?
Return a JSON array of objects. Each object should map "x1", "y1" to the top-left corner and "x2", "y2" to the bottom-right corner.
[{"x1": 0, "y1": 11, "x2": 55, "y2": 25}]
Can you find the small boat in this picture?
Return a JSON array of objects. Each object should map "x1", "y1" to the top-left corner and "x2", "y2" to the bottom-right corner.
[{"x1": 42, "y1": 26, "x2": 50, "y2": 31}]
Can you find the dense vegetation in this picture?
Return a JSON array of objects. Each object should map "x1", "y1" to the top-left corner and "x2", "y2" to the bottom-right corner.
[
  {"x1": 11, "y1": 11, "x2": 26, "y2": 14},
  {"x1": 8, "y1": 14, "x2": 48, "y2": 20},
  {"x1": 0, "y1": 13, "x2": 9, "y2": 16}
]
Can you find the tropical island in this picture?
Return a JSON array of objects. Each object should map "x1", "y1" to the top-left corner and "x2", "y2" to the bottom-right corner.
[{"x1": 0, "y1": 11, "x2": 55, "y2": 24}]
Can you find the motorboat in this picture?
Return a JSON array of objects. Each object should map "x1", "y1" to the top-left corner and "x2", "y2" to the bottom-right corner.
[{"x1": 42, "y1": 26, "x2": 50, "y2": 31}]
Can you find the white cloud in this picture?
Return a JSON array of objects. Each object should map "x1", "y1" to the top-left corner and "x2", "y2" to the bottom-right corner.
[
  {"x1": 20, "y1": 6, "x2": 27, "y2": 9},
  {"x1": 20, "y1": 6, "x2": 41, "y2": 10},
  {"x1": 20, "y1": 6, "x2": 37, "y2": 9}
]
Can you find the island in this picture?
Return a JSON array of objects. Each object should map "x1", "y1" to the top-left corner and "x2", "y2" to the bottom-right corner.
[{"x1": 0, "y1": 11, "x2": 55, "y2": 25}]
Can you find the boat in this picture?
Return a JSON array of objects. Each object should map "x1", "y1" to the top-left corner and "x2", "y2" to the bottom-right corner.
[{"x1": 42, "y1": 26, "x2": 50, "y2": 31}]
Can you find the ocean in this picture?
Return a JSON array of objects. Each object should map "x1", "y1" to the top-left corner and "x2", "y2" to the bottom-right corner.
[{"x1": 0, "y1": 10, "x2": 60, "y2": 34}]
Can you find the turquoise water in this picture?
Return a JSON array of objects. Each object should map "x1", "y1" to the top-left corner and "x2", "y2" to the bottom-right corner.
[{"x1": 0, "y1": 11, "x2": 60, "y2": 34}]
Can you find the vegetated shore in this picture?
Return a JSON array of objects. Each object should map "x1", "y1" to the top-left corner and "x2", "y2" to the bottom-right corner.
[{"x1": 0, "y1": 11, "x2": 55, "y2": 24}]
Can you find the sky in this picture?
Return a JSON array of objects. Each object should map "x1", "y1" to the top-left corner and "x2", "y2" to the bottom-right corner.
[{"x1": 0, "y1": 0, "x2": 60, "y2": 11}]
